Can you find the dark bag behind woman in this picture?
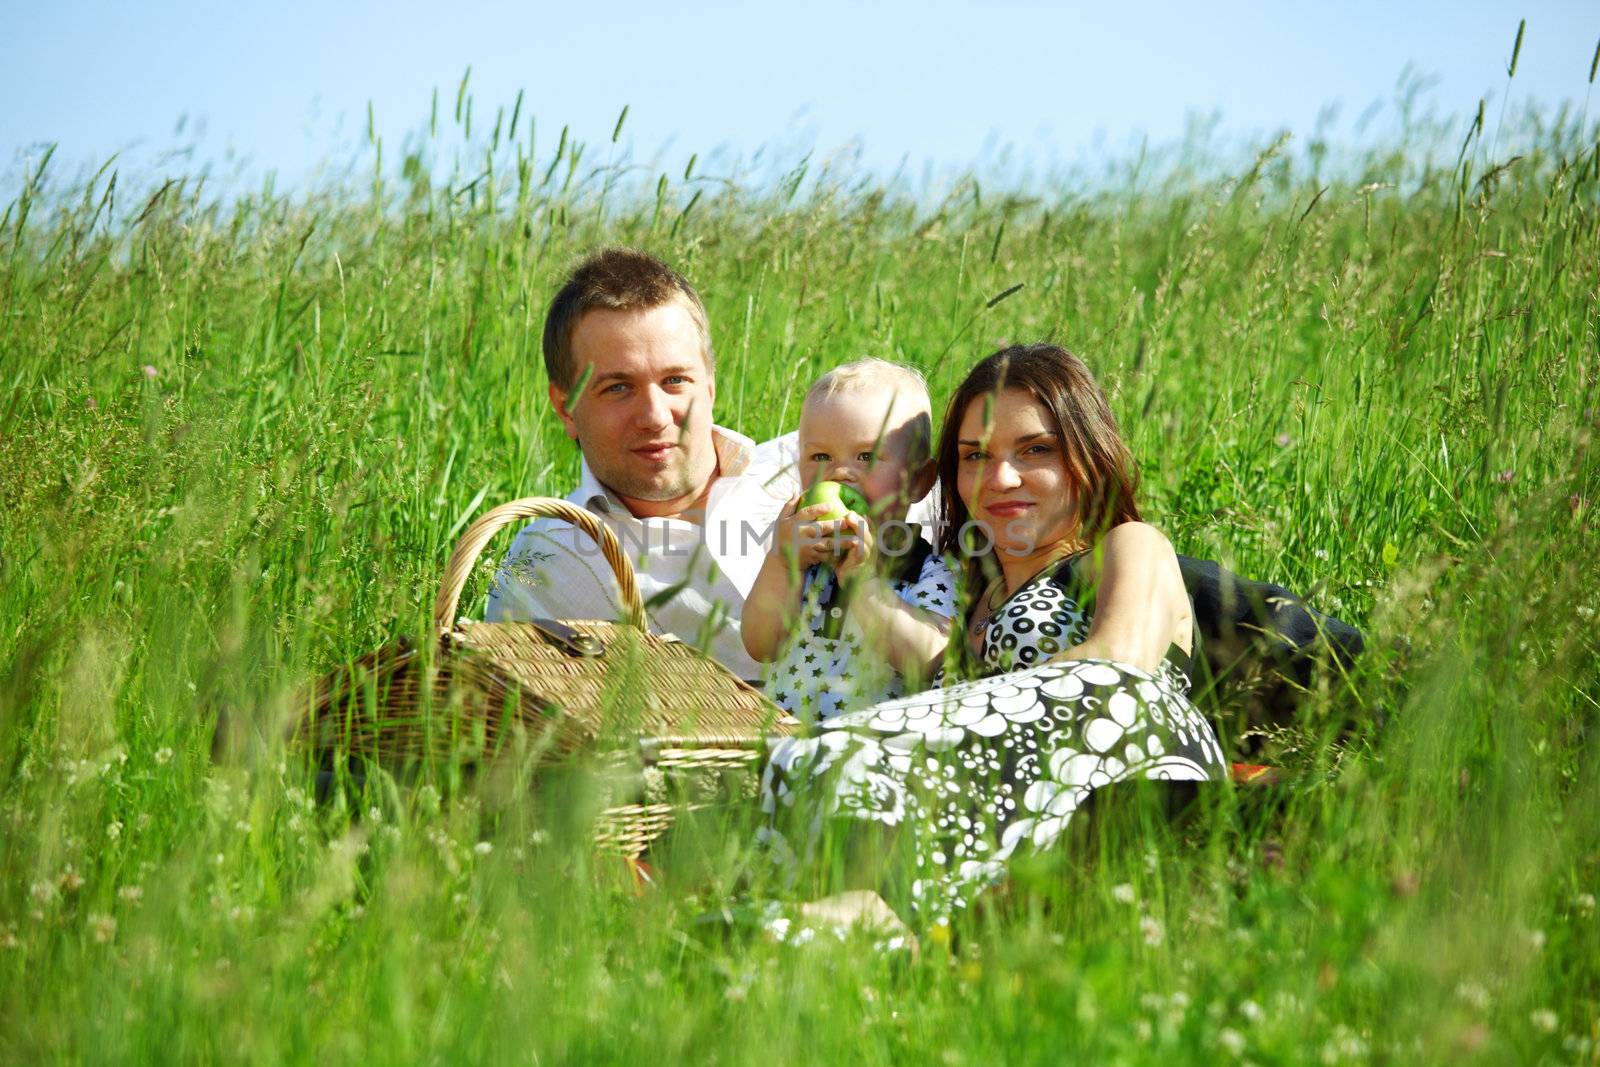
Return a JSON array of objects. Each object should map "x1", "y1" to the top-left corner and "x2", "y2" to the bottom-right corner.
[{"x1": 1176, "y1": 554, "x2": 1365, "y2": 728}]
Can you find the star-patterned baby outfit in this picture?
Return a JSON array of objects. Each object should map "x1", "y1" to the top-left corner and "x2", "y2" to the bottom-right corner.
[{"x1": 764, "y1": 541, "x2": 957, "y2": 723}]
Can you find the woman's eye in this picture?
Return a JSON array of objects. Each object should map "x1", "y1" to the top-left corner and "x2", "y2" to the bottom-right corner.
[
  {"x1": 1024, "y1": 443, "x2": 1051, "y2": 455},
  {"x1": 961, "y1": 450, "x2": 987, "y2": 462}
]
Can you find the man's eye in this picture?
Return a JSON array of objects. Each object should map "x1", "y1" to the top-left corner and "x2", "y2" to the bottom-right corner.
[
  {"x1": 665, "y1": 375, "x2": 689, "y2": 386},
  {"x1": 600, "y1": 382, "x2": 627, "y2": 394}
]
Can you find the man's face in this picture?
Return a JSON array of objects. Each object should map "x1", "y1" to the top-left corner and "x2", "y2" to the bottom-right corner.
[{"x1": 550, "y1": 300, "x2": 717, "y2": 518}]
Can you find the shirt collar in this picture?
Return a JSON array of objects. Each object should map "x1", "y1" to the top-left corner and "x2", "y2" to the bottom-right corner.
[{"x1": 574, "y1": 425, "x2": 756, "y2": 515}]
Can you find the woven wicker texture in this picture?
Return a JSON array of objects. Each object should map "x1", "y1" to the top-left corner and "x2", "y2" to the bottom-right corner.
[
  {"x1": 298, "y1": 497, "x2": 798, "y2": 855},
  {"x1": 303, "y1": 622, "x2": 789, "y2": 765}
]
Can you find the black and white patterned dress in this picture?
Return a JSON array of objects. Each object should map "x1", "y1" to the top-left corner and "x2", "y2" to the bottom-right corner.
[{"x1": 760, "y1": 554, "x2": 1227, "y2": 922}]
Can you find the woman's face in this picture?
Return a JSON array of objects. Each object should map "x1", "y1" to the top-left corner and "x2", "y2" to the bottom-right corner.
[{"x1": 955, "y1": 388, "x2": 1078, "y2": 558}]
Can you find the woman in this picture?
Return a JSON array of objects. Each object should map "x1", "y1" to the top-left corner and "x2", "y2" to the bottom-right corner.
[{"x1": 760, "y1": 344, "x2": 1227, "y2": 926}]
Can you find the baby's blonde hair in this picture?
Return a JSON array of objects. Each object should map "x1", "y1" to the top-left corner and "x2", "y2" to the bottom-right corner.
[{"x1": 805, "y1": 358, "x2": 933, "y2": 462}]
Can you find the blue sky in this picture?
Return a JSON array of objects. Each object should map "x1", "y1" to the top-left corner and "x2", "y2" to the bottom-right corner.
[{"x1": 3, "y1": 0, "x2": 1597, "y2": 192}]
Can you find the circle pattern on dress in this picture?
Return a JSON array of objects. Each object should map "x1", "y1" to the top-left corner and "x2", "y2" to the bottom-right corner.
[{"x1": 761, "y1": 554, "x2": 1224, "y2": 924}]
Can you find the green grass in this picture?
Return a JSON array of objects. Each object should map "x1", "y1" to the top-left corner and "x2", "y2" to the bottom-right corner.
[{"x1": 1, "y1": 89, "x2": 1598, "y2": 1064}]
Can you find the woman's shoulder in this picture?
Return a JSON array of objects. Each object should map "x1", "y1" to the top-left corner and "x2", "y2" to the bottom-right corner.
[
  {"x1": 1067, "y1": 522, "x2": 1176, "y2": 586},
  {"x1": 1102, "y1": 521, "x2": 1174, "y2": 549},
  {"x1": 1084, "y1": 522, "x2": 1175, "y2": 562}
]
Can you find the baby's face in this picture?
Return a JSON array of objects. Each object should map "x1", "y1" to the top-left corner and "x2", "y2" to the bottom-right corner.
[{"x1": 797, "y1": 384, "x2": 929, "y2": 517}]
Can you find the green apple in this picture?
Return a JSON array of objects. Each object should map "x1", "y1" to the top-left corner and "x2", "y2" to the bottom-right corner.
[{"x1": 798, "y1": 480, "x2": 871, "y2": 523}]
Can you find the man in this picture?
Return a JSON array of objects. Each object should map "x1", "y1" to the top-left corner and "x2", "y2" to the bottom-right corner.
[{"x1": 486, "y1": 248, "x2": 797, "y2": 680}]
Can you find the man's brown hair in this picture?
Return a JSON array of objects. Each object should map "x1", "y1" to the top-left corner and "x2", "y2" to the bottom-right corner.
[{"x1": 542, "y1": 248, "x2": 713, "y2": 390}]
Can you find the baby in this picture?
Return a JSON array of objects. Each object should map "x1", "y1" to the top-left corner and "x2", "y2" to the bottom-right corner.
[{"x1": 742, "y1": 359, "x2": 957, "y2": 721}]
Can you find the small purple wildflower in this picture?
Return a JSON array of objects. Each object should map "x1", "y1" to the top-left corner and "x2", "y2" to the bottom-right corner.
[
  {"x1": 1493, "y1": 469, "x2": 1515, "y2": 484},
  {"x1": 1275, "y1": 433, "x2": 1292, "y2": 447},
  {"x1": 141, "y1": 365, "x2": 158, "y2": 379}
]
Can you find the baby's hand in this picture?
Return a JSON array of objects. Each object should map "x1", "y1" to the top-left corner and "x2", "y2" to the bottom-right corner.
[
  {"x1": 774, "y1": 496, "x2": 856, "y2": 569},
  {"x1": 835, "y1": 510, "x2": 877, "y2": 579}
]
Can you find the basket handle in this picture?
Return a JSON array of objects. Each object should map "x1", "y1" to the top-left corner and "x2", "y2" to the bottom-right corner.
[{"x1": 433, "y1": 497, "x2": 646, "y2": 635}]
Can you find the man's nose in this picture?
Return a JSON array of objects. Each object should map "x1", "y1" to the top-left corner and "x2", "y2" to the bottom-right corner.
[{"x1": 636, "y1": 385, "x2": 674, "y2": 431}]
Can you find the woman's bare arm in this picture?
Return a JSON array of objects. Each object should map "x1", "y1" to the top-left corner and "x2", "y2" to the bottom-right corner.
[{"x1": 1051, "y1": 521, "x2": 1191, "y2": 673}]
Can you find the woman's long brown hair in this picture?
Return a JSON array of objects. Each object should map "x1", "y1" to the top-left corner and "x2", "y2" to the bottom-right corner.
[{"x1": 934, "y1": 344, "x2": 1143, "y2": 598}]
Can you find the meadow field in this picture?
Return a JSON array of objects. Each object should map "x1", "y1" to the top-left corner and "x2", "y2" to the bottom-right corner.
[{"x1": 1, "y1": 78, "x2": 1597, "y2": 1063}]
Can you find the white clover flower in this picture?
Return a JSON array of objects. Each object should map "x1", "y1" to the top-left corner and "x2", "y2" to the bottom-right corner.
[
  {"x1": 1455, "y1": 981, "x2": 1491, "y2": 1010},
  {"x1": 154, "y1": 747, "x2": 173, "y2": 765},
  {"x1": 474, "y1": 841, "x2": 493, "y2": 856},
  {"x1": 88, "y1": 913, "x2": 116, "y2": 943},
  {"x1": 1576, "y1": 892, "x2": 1596, "y2": 915},
  {"x1": 106, "y1": 821, "x2": 122, "y2": 841},
  {"x1": 1140, "y1": 915, "x2": 1165, "y2": 946},
  {"x1": 1239, "y1": 999, "x2": 1264, "y2": 1024},
  {"x1": 1111, "y1": 883, "x2": 1136, "y2": 904},
  {"x1": 1530, "y1": 1009, "x2": 1558, "y2": 1033},
  {"x1": 1218, "y1": 1027, "x2": 1246, "y2": 1056},
  {"x1": 117, "y1": 885, "x2": 143, "y2": 905},
  {"x1": 1525, "y1": 928, "x2": 1546, "y2": 951}
]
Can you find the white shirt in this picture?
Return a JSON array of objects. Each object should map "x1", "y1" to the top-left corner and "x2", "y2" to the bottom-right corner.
[{"x1": 486, "y1": 426, "x2": 799, "y2": 680}]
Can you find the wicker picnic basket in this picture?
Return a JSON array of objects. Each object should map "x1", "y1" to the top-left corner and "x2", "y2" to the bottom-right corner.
[{"x1": 298, "y1": 497, "x2": 797, "y2": 856}]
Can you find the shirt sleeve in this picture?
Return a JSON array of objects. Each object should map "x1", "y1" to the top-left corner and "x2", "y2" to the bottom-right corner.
[
  {"x1": 897, "y1": 553, "x2": 958, "y2": 620},
  {"x1": 484, "y1": 520, "x2": 627, "y2": 624}
]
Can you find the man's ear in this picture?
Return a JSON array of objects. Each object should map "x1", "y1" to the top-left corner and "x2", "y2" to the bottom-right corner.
[
  {"x1": 549, "y1": 382, "x2": 580, "y2": 442},
  {"x1": 908, "y1": 457, "x2": 938, "y2": 503}
]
